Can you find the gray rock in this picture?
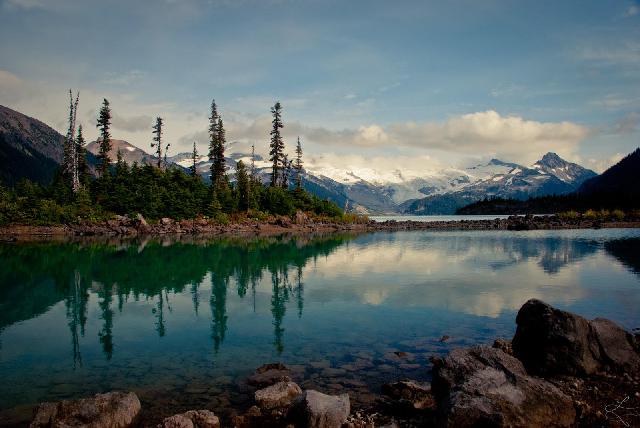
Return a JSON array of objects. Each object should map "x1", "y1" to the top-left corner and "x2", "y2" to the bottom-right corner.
[
  {"x1": 157, "y1": 410, "x2": 220, "y2": 428},
  {"x1": 254, "y1": 381, "x2": 302, "y2": 411},
  {"x1": 512, "y1": 299, "x2": 601, "y2": 376},
  {"x1": 591, "y1": 317, "x2": 640, "y2": 374},
  {"x1": 30, "y1": 391, "x2": 141, "y2": 428},
  {"x1": 432, "y1": 346, "x2": 575, "y2": 427},
  {"x1": 293, "y1": 390, "x2": 350, "y2": 428},
  {"x1": 136, "y1": 213, "x2": 148, "y2": 227},
  {"x1": 512, "y1": 299, "x2": 640, "y2": 376}
]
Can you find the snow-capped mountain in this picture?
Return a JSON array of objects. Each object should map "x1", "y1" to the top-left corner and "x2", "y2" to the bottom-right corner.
[
  {"x1": 113, "y1": 139, "x2": 598, "y2": 215},
  {"x1": 86, "y1": 139, "x2": 158, "y2": 166},
  {"x1": 533, "y1": 152, "x2": 597, "y2": 185},
  {"x1": 401, "y1": 153, "x2": 596, "y2": 214}
]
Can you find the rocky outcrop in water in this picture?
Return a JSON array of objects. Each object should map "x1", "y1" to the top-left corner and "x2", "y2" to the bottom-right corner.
[
  {"x1": 29, "y1": 391, "x2": 141, "y2": 428},
  {"x1": 512, "y1": 299, "x2": 640, "y2": 376}
]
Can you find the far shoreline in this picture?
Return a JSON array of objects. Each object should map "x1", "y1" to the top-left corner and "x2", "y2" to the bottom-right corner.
[{"x1": 2, "y1": 214, "x2": 640, "y2": 242}]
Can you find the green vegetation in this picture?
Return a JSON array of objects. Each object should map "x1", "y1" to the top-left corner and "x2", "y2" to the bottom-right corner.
[
  {"x1": 456, "y1": 193, "x2": 640, "y2": 216},
  {"x1": 0, "y1": 163, "x2": 348, "y2": 225},
  {"x1": 0, "y1": 96, "x2": 350, "y2": 226}
]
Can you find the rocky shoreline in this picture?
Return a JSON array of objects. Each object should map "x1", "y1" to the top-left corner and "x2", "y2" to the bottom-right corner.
[
  {"x1": 26, "y1": 300, "x2": 640, "y2": 427},
  {"x1": 2, "y1": 213, "x2": 640, "y2": 242}
]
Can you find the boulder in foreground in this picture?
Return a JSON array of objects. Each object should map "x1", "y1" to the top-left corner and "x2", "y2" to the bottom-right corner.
[
  {"x1": 254, "y1": 381, "x2": 302, "y2": 411},
  {"x1": 292, "y1": 389, "x2": 350, "y2": 428},
  {"x1": 512, "y1": 299, "x2": 640, "y2": 376},
  {"x1": 432, "y1": 345, "x2": 575, "y2": 427},
  {"x1": 30, "y1": 391, "x2": 141, "y2": 428}
]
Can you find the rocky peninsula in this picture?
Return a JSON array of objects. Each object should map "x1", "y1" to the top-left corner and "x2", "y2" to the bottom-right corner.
[
  {"x1": 27, "y1": 300, "x2": 640, "y2": 427},
  {"x1": 2, "y1": 213, "x2": 640, "y2": 242}
]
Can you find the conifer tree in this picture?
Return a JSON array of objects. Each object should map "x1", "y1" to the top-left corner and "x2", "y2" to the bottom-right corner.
[
  {"x1": 75, "y1": 125, "x2": 90, "y2": 186},
  {"x1": 164, "y1": 141, "x2": 171, "y2": 169},
  {"x1": 236, "y1": 160, "x2": 250, "y2": 211},
  {"x1": 269, "y1": 102, "x2": 284, "y2": 187},
  {"x1": 151, "y1": 117, "x2": 164, "y2": 168},
  {"x1": 208, "y1": 100, "x2": 219, "y2": 183},
  {"x1": 96, "y1": 98, "x2": 112, "y2": 177},
  {"x1": 64, "y1": 90, "x2": 80, "y2": 192},
  {"x1": 250, "y1": 143, "x2": 256, "y2": 179},
  {"x1": 281, "y1": 154, "x2": 290, "y2": 188},
  {"x1": 294, "y1": 137, "x2": 303, "y2": 190},
  {"x1": 212, "y1": 117, "x2": 226, "y2": 188},
  {"x1": 190, "y1": 142, "x2": 199, "y2": 177}
]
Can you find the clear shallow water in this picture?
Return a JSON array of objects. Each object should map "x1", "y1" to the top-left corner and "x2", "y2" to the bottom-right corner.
[{"x1": 1, "y1": 229, "x2": 640, "y2": 424}]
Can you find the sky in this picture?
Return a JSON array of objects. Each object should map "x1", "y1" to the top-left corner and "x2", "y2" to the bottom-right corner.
[{"x1": 0, "y1": 0, "x2": 639, "y2": 176}]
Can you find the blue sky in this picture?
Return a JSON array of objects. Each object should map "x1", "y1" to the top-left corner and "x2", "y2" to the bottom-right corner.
[{"x1": 0, "y1": 0, "x2": 639, "y2": 175}]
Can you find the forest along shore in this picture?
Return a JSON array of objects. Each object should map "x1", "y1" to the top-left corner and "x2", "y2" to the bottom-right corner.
[{"x1": 1, "y1": 213, "x2": 640, "y2": 241}]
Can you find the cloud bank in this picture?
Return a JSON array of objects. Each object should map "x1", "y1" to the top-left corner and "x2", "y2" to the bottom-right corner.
[{"x1": 211, "y1": 110, "x2": 589, "y2": 166}]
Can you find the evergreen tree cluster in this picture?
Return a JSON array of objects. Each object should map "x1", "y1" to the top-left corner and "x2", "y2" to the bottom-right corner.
[{"x1": 0, "y1": 97, "x2": 346, "y2": 225}]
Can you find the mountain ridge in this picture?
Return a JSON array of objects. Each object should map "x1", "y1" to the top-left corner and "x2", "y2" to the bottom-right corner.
[{"x1": 0, "y1": 104, "x2": 601, "y2": 214}]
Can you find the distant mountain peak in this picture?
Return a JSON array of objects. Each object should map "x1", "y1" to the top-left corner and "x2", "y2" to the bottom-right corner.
[
  {"x1": 541, "y1": 152, "x2": 562, "y2": 161},
  {"x1": 489, "y1": 158, "x2": 508, "y2": 166}
]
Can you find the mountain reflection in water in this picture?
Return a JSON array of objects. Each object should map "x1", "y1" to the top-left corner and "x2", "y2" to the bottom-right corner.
[{"x1": 1, "y1": 229, "x2": 639, "y2": 424}]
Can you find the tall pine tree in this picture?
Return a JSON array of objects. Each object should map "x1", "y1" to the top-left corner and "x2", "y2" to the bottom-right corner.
[
  {"x1": 208, "y1": 100, "x2": 219, "y2": 183},
  {"x1": 294, "y1": 137, "x2": 303, "y2": 190},
  {"x1": 64, "y1": 90, "x2": 80, "y2": 192},
  {"x1": 269, "y1": 102, "x2": 284, "y2": 187},
  {"x1": 96, "y1": 99, "x2": 112, "y2": 177},
  {"x1": 212, "y1": 117, "x2": 226, "y2": 188},
  {"x1": 151, "y1": 117, "x2": 164, "y2": 168},
  {"x1": 76, "y1": 125, "x2": 90, "y2": 187},
  {"x1": 190, "y1": 142, "x2": 199, "y2": 177},
  {"x1": 236, "y1": 160, "x2": 250, "y2": 211}
]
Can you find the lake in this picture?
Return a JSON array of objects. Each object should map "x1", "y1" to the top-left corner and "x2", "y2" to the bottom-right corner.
[{"x1": 1, "y1": 229, "x2": 640, "y2": 425}]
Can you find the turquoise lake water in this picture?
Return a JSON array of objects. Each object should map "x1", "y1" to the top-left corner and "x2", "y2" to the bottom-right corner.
[{"x1": 1, "y1": 229, "x2": 639, "y2": 424}]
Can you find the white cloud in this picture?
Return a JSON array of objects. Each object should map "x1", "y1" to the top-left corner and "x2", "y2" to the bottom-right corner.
[
  {"x1": 612, "y1": 112, "x2": 640, "y2": 135},
  {"x1": 582, "y1": 153, "x2": 625, "y2": 173},
  {"x1": 0, "y1": 69, "x2": 592, "y2": 168},
  {"x1": 624, "y1": 4, "x2": 639, "y2": 17},
  {"x1": 4, "y1": 0, "x2": 47, "y2": 9},
  {"x1": 579, "y1": 41, "x2": 640, "y2": 66},
  {"x1": 211, "y1": 110, "x2": 588, "y2": 165}
]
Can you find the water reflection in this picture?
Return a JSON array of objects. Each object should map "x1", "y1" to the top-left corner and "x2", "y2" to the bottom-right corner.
[
  {"x1": 1, "y1": 231, "x2": 640, "y2": 361},
  {"x1": 0, "y1": 234, "x2": 350, "y2": 359},
  {"x1": 1, "y1": 230, "x2": 640, "y2": 422},
  {"x1": 604, "y1": 238, "x2": 640, "y2": 276}
]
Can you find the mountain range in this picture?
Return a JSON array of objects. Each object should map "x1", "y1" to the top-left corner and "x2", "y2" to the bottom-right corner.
[{"x1": 0, "y1": 104, "x2": 599, "y2": 214}]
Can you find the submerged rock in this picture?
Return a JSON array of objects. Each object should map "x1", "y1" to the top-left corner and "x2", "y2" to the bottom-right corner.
[
  {"x1": 512, "y1": 299, "x2": 640, "y2": 376},
  {"x1": 432, "y1": 346, "x2": 575, "y2": 427},
  {"x1": 254, "y1": 381, "x2": 302, "y2": 411},
  {"x1": 381, "y1": 380, "x2": 435, "y2": 410},
  {"x1": 291, "y1": 389, "x2": 350, "y2": 428},
  {"x1": 30, "y1": 391, "x2": 141, "y2": 428},
  {"x1": 247, "y1": 363, "x2": 292, "y2": 388},
  {"x1": 157, "y1": 410, "x2": 220, "y2": 428}
]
